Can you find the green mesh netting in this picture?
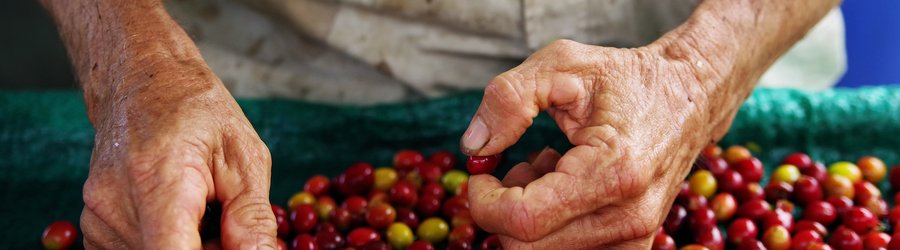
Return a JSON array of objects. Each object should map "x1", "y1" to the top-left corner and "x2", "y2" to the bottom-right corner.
[{"x1": 0, "y1": 86, "x2": 898, "y2": 248}]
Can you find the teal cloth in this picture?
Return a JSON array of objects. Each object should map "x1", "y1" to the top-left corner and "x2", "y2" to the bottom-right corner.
[{"x1": 0, "y1": 86, "x2": 898, "y2": 248}]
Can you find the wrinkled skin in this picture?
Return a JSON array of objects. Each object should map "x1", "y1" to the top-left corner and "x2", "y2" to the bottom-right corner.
[
  {"x1": 462, "y1": 40, "x2": 709, "y2": 249},
  {"x1": 461, "y1": 0, "x2": 841, "y2": 247},
  {"x1": 80, "y1": 66, "x2": 278, "y2": 249},
  {"x1": 39, "y1": 0, "x2": 838, "y2": 248}
]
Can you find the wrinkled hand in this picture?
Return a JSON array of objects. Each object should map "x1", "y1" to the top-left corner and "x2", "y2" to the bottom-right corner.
[
  {"x1": 79, "y1": 67, "x2": 277, "y2": 249},
  {"x1": 463, "y1": 40, "x2": 722, "y2": 249}
]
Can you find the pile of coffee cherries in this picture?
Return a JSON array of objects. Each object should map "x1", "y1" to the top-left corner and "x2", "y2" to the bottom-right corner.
[
  {"x1": 42, "y1": 144, "x2": 897, "y2": 250},
  {"x1": 38, "y1": 149, "x2": 498, "y2": 250},
  {"x1": 656, "y1": 145, "x2": 899, "y2": 250},
  {"x1": 272, "y1": 149, "x2": 501, "y2": 250}
]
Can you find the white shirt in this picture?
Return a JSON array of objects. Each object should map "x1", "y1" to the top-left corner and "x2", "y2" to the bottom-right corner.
[{"x1": 165, "y1": 0, "x2": 845, "y2": 104}]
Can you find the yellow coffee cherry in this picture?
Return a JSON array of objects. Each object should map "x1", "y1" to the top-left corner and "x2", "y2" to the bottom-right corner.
[
  {"x1": 688, "y1": 170, "x2": 717, "y2": 198},
  {"x1": 828, "y1": 161, "x2": 862, "y2": 183},
  {"x1": 374, "y1": 167, "x2": 399, "y2": 191},
  {"x1": 287, "y1": 191, "x2": 316, "y2": 210},
  {"x1": 771, "y1": 164, "x2": 801, "y2": 184}
]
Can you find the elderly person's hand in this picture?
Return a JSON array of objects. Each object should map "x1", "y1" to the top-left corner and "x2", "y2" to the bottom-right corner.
[
  {"x1": 79, "y1": 67, "x2": 278, "y2": 249},
  {"x1": 40, "y1": 1, "x2": 278, "y2": 249},
  {"x1": 463, "y1": 39, "x2": 709, "y2": 250},
  {"x1": 461, "y1": 0, "x2": 840, "y2": 248}
]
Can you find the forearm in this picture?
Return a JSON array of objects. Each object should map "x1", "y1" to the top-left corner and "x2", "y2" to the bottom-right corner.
[
  {"x1": 40, "y1": 0, "x2": 213, "y2": 124},
  {"x1": 655, "y1": 0, "x2": 841, "y2": 141}
]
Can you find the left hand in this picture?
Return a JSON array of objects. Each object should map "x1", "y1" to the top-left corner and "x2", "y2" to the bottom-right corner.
[{"x1": 79, "y1": 63, "x2": 278, "y2": 249}]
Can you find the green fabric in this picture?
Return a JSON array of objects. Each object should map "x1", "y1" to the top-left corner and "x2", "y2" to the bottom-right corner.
[{"x1": 1, "y1": 86, "x2": 898, "y2": 248}]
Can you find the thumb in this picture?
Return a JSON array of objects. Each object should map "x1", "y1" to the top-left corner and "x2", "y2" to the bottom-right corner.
[
  {"x1": 461, "y1": 63, "x2": 588, "y2": 156},
  {"x1": 216, "y1": 139, "x2": 278, "y2": 250}
]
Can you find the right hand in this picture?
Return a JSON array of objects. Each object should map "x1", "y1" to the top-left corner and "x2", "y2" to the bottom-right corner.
[
  {"x1": 462, "y1": 39, "x2": 728, "y2": 249},
  {"x1": 79, "y1": 63, "x2": 278, "y2": 249}
]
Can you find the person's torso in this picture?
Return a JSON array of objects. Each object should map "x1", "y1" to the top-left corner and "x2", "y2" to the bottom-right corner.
[{"x1": 166, "y1": 0, "x2": 844, "y2": 104}]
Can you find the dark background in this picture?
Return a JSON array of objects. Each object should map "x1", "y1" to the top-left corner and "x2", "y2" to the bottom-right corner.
[{"x1": 1, "y1": 0, "x2": 897, "y2": 90}]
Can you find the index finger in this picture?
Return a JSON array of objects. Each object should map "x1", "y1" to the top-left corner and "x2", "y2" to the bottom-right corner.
[
  {"x1": 460, "y1": 44, "x2": 591, "y2": 156},
  {"x1": 215, "y1": 136, "x2": 278, "y2": 250}
]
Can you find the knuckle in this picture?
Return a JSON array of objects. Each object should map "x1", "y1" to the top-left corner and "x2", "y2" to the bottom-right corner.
[
  {"x1": 487, "y1": 73, "x2": 521, "y2": 100},
  {"x1": 80, "y1": 209, "x2": 130, "y2": 249},
  {"x1": 547, "y1": 39, "x2": 583, "y2": 62},
  {"x1": 486, "y1": 73, "x2": 538, "y2": 119},
  {"x1": 82, "y1": 178, "x2": 106, "y2": 211},
  {"x1": 230, "y1": 132, "x2": 271, "y2": 169},
  {"x1": 80, "y1": 210, "x2": 99, "y2": 236},
  {"x1": 548, "y1": 39, "x2": 579, "y2": 51},
  {"x1": 82, "y1": 175, "x2": 124, "y2": 221},
  {"x1": 253, "y1": 142, "x2": 272, "y2": 166},
  {"x1": 226, "y1": 196, "x2": 277, "y2": 233}
]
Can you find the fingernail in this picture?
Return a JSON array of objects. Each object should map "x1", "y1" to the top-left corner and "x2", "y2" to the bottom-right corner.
[{"x1": 461, "y1": 116, "x2": 489, "y2": 153}]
